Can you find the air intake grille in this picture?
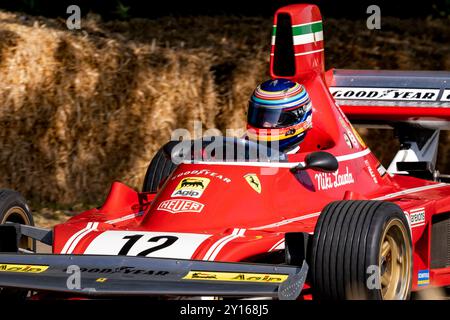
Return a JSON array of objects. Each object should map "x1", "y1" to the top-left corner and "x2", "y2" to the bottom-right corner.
[{"x1": 430, "y1": 212, "x2": 450, "y2": 268}]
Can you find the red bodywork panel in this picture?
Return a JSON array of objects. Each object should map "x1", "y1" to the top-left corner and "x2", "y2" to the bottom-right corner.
[{"x1": 51, "y1": 4, "x2": 450, "y2": 296}]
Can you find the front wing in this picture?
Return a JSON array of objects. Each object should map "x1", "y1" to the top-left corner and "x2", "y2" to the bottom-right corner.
[{"x1": 0, "y1": 253, "x2": 308, "y2": 300}]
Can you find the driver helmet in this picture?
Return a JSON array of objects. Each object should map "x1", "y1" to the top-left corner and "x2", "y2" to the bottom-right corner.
[{"x1": 246, "y1": 79, "x2": 313, "y2": 153}]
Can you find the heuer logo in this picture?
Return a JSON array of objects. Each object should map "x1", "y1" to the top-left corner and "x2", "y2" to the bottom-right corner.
[
  {"x1": 172, "y1": 177, "x2": 210, "y2": 198},
  {"x1": 157, "y1": 199, "x2": 204, "y2": 214}
]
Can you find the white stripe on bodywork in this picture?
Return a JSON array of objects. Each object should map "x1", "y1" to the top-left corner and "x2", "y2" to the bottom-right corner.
[
  {"x1": 60, "y1": 222, "x2": 93, "y2": 254},
  {"x1": 207, "y1": 228, "x2": 246, "y2": 261},
  {"x1": 203, "y1": 228, "x2": 245, "y2": 261},
  {"x1": 268, "y1": 238, "x2": 285, "y2": 252},
  {"x1": 373, "y1": 183, "x2": 448, "y2": 200},
  {"x1": 105, "y1": 211, "x2": 144, "y2": 225},
  {"x1": 62, "y1": 222, "x2": 99, "y2": 254},
  {"x1": 293, "y1": 31, "x2": 323, "y2": 45},
  {"x1": 294, "y1": 48, "x2": 324, "y2": 56},
  {"x1": 251, "y1": 211, "x2": 321, "y2": 231},
  {"x1": 411, "y1": 222, "x2": 425, "y2": 228},
  {"x1": 202, "y1": 229, "x2": 240, "y2": 260}
]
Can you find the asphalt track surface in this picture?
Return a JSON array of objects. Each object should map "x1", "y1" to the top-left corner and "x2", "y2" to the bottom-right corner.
[{"x1": 36, "y1": 241, "x2": 51, "y2": 253}]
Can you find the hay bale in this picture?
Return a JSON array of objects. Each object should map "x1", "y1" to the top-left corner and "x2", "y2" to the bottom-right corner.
[{"x1": 0, "y1": 12, "x2": 270, "y2": 205}]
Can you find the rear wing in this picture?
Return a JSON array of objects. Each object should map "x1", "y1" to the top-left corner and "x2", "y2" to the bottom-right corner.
[{"x1": 326, "y1": 69, "x2": 450, "y2": 129}]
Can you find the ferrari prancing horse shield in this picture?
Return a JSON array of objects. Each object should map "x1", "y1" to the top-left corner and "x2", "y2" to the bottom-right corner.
[{"x1": 244, "y1": 174, "x2": 261, "y2": 193}]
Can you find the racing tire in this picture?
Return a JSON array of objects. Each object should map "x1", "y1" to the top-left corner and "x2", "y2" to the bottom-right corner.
[
  {"x1": 310, "y1": 200, "x2": 412, "y2": 300},
  {"x1": 142, "y1": 146, "x2": 177, "y2": 192},
  {"x1": 0, "y1": 189, "x2": 34, "y2": 300},
  {"x1": 0, "y1": 189, "x2": 34, "y2": 250}
]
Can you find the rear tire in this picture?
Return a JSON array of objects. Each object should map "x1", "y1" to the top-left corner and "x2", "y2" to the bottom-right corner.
[
  {"x1": 310, "y1": 200, "x2": 412, "y2": 300},
  {"x1": 142, "y1": 147, "x2": 177, "y2": 192}
]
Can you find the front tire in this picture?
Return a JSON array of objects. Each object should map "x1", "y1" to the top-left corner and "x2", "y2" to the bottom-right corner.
[
  {"x1": 0, "y1": 189, "x2": 34, "y2": 299},
  {"x1": 310, "y1": 200, "x2": 412, "y2": 300},
  {"x1": 0, "y1": 189, "x2": 34, "y2": 251}
]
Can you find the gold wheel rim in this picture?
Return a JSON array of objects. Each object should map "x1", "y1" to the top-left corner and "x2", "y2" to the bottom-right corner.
[
  {"x1": 1, "y1": 206, "x2": 33, "y2": 250},
  {"x1": 378, "y1": 218, "x2": 411, "y2": 300}
]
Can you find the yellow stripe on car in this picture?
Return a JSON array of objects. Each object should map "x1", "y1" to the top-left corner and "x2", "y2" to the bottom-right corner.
[
  {"x1": 0, "y1": 263, "x2": 49, "y2": 273},
  {"x1": 183, "y1": 271, "x2": 288, "y2": 283}
]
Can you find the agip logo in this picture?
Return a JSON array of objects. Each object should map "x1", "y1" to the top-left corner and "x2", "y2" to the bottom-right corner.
[
  {"x1": 0, "y1": 264, "x2": 48, "y2": 273},
  {"x1": 171, "y1": 177, "x2": 210, "y2": 198}
]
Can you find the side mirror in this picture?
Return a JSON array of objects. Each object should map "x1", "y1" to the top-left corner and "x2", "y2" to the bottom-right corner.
[{"x1": 290, "y1": 151, "x2": 338, "y2": 173}]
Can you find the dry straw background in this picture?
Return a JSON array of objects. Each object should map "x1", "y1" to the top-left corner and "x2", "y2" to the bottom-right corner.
[{"x1": 0, "y1": 11, "x2": 449, "y2": 225}]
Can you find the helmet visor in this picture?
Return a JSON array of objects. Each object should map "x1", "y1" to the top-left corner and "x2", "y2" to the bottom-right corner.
[{"x1": 247, "y1": 101, "x2": 306, "y2": 129}]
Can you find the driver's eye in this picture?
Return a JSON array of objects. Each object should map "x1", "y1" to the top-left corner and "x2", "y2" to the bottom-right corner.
[
  {"x1": 278, "y1": 112, "x2": 296, "y2": 125},
  {"x1": 293, "y1": 108, "x2": 305, "y2": 117}
]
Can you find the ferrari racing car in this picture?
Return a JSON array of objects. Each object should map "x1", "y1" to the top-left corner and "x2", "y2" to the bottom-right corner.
[{"x1": 0, "y1": 3, "x2": 450, "y2": 300}]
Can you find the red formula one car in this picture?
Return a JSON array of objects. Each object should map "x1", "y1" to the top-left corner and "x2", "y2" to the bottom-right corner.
[{"x1": 1, "y1": 3, "x2": 450, "y2": 300}]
